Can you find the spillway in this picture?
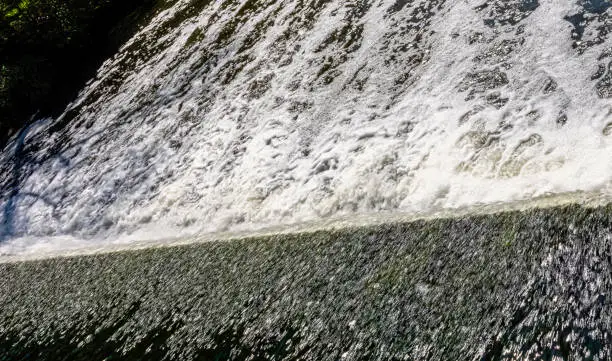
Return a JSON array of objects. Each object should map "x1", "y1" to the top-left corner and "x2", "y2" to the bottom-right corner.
[
  {"x1": 1, "y1": 0, "x2": 612, "y2": 359},
  {"x1": 1, "y1": 0, "x2": 611, "y2": 255}
]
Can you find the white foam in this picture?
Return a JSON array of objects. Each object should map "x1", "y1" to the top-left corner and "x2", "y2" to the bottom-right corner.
[{"x1": 1, "y1": 0, "x2": 611, "y2": 258}]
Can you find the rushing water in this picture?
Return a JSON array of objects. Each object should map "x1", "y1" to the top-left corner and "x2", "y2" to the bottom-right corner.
[{"x1": 0, "y1": 0, "x2": 611, "y2": 256}]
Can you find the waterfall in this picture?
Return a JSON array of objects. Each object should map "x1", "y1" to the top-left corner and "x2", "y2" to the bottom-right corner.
[{"x1": 1, "y1": 0, "x2": 610, "y2": 256}]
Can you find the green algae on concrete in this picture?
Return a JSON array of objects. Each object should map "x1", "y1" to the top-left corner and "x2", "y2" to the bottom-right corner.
[{"x1": 1, "y1": 204, "x2": 612, "y2": 360}]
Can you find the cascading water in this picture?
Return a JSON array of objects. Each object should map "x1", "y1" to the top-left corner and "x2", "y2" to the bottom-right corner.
[{"x1": 0, "y1": 0, "x2": 611, "y2": 256}]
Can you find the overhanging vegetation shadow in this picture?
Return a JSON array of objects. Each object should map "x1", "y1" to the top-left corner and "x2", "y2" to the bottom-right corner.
[{"x1": 0, "y1": 117, "x2": 105, "y2": 241}]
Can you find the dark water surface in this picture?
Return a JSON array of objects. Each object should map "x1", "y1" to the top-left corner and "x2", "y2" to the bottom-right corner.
[{"x1": 2, "y1": 204, "x2": 612, "y2": 360}]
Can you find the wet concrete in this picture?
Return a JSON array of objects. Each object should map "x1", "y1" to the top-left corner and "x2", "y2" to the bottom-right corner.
[{"x1": 2, "y1": 204, "x2": 612, "y2": 360}]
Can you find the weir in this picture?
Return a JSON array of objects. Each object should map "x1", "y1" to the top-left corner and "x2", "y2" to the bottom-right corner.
[
  {"x1": 1, "y1": 0, "x2": 611, "y2": 252},
  {"x1": 1, "y1": 0, "x2": 612, "y2": 359}
]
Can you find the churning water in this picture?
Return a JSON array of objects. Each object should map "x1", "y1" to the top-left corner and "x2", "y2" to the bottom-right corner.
[{"x1": 0, "y1": 0, "x2": 611, "y2": 256}]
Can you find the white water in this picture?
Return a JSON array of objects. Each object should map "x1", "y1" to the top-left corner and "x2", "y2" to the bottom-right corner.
[{"x1": 1, "y1": 0, "x2": 611, "y2": 257}]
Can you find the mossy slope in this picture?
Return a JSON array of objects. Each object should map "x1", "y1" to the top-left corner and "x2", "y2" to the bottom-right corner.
[{"x1": 1, "y1": 204, "x2": 612, "y2": 359}]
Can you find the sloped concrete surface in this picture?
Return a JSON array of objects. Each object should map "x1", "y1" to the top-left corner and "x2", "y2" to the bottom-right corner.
[{"x1": 1, "y1": 204, "x2": 612, "y2": 360}]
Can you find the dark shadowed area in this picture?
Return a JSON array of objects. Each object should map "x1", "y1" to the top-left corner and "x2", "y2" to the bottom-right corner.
[{"x1": 0, "y1": 0, "x2": 168, "y2": 147}]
